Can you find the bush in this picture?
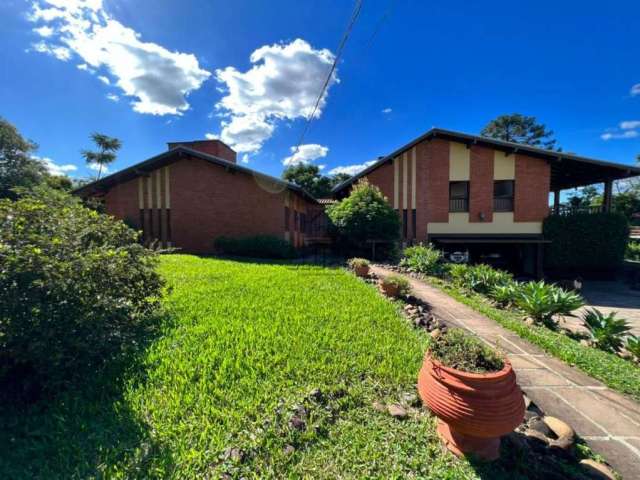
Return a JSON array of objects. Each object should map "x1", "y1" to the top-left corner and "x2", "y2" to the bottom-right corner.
[
  {"x1": 489, "y1": 281, "x2": 521, "y2": 308},
  {"x1": 582, "y1": 309, "x2": 632, "y2": 353},
  {"x1": 447, "y1": 263, "x2": 513, "y2": 295},
  {"x1": 0, "y1": 187, "x2": 163, "y2": 395},
  {"x1": 627, "y1": 241, "x2": 640, "y2": 261},
  {"x1": 429, "y1": 328, "x2": 504, "y2": 374},
  {"x1": 400, "y1": 243, "x2": 445, "y2": 276},
  {"x1": 514, "y1": 281, "x2": 584, "y2": 327},
  {"x1": 381, "y1": 274, "x2": 411, "y2": 296},
  {"x1": 626, "y1": 336, "x2": 640, "y2": 361},
  {"x1": 214, "y1": 235, "x2": 297, "y2": 259},
  {"x1": 347, "y1": 257, "x2": 370, "y2": 268},
  {"x1": 327, "y1": 179, "x2": 400, "y2": 257},
  {"x1": 544, "y1": 212, "x2": 629, "y2": 271}
]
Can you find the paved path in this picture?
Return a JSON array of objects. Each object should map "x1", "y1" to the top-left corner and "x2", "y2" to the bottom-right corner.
[
  {"x1": 574, "y1": 281, "x2": 640, "y2": 336},
  {"x1": 372, "y1": 266, "x2": 640, "y2": 480}
]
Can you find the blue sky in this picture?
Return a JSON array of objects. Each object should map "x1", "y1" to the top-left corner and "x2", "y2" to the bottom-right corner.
[{"x1": 1, "y1": 0, "x2": 639, "y2": 182}]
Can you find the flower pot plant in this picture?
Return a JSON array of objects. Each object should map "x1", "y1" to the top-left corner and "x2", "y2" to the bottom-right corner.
[
  {"x1": 348, "y1": 257, "x2": 370, "y2": 278},
  {"x1": 379, "y1": 274, "x2": 410, "y2": 298},
  {"x1": 418, "y1": 329, "x2": 524, "y2": 461}
]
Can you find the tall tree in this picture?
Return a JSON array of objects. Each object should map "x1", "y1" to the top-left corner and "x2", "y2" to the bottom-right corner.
[
  {"x1": 282, "y1": 164, "x2": 351, "y2": 198},
  {"x1": 481, "y1": 114, "x2": 559, "y2": 150},
  {"x1": 81, "y1": 133, "x2": 121, "y2": 180},
  {"x1": 0, "y1": 117, "x2": 46, "y2": 199}
]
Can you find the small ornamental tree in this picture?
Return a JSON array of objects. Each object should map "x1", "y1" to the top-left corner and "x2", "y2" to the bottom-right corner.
[
  {"x1": 327, "y1": 179, "x2": 400, "y2": 256},
  {"x1": 0, "y1": 187, "x2": 164, "y2": 397}
]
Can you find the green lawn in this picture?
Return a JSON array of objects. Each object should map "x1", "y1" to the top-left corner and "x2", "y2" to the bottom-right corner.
[{"x1": 0, "y1": 256, "x2": 598, "y2": 479}]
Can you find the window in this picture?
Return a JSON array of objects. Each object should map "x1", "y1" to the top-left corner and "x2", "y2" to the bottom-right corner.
[
  {"x1": 284, "y1": 207, "x2": 290, "y2": 231},
  {"x1": 494, "y1": 180, "x2": 514, "y2": 212},
  {"x1": 449, "y1": 181, "x2": 469, "y2": 212},
  {"x1": 402, "y1": 209, "x2": 408, "y2": 239}
]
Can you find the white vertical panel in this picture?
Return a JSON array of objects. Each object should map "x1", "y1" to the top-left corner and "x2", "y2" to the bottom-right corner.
[
  {"x1": 402, "y1": 152, "x2": 408, "y2": 209},
  {"x1": 411, "y1": 147, "x2": 416, "y2": 209},
  {"x1": 393, "y1": 157, "x2": 399, "y2": 209}
]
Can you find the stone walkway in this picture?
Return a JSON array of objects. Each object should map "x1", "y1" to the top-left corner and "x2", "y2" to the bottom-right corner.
[{"x1": 372, "y1": 265, "x2": 640, "y2": 480}]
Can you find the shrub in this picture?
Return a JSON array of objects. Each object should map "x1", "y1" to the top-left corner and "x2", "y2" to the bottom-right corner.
[
  {"x1": 0, "y1": 187, "x2": 163, "y2": 395},
  {"x1": 514, "y1": 281, "x2": 584, "y2": 327},
  {"x1": 582, "y1": 309, "x2": 632, "y2": 353},
  {"x1": 626, "y1": 336, "x2": 640, "y2": 360},
  {"x1": 489, "y1": 281, "x2": 521, "y2": 308},
  {"x1": 400, "y1": 243, "x2": 445, "y2": 276},
  {"x1": 544, "y1": 212, "x2": 629, "y2": 271},
  {"x1": 327, "y1": 179, "x2": 400, "y2": 257},
  {"x1": 447, "y1": 263, "x2": 512, "y2": 295},
  {"x1": 214, "y1": 235, "x2": 297, "y2": 259},
  {"x1": 429, "y1": 328, "x2": 504, "y2": 374},
  {"x1": 627, "y1": 241, "x2": 640, "y2": 261},
  {"x1": 381, "y1": 274, "x2": 411, "y2": 296},
  {"x1": 348, "y1": 257, "x2": 370, "y2": 269}
]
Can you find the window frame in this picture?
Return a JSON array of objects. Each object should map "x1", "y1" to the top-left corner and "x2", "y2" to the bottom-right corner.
[
  {"x1": 493, "y1": 180, "x2": 515, "y2": 212},
  {"x1": 449, "y1": 181, "x2": 469, "y2": 212}
]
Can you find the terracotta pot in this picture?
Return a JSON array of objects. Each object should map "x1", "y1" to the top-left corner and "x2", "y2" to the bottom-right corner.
[
  {"x1": 354, "y1": 265, "x2": 370, "y2": 277},
  {"x1": 380, "y1": 281, "x2": 399, "y2": 297},
  {"x1": 418, "y1": 353, "x2": 524, "y2": 461}
]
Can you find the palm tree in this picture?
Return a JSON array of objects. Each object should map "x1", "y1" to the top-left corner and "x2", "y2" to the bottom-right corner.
[{"x1": 82, "y1": 133, "x2": 121, "y2": 180}]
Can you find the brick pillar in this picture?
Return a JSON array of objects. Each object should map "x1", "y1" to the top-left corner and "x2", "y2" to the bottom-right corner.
[{"x1": 469, "y1": 145, "x2": 494, "y2": 223}]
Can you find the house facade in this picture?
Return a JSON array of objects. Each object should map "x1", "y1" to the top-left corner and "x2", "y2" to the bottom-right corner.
[
  {"x1": 75, "y1": 140, "x2": 317, "y2": 254},
  {"x1": 332, "y1": 129, "x2": 640, "y2": 276}
]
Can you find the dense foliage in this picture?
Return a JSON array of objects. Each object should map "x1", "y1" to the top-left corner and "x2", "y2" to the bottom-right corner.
[
  {"x1": 429, "y1": 328, "x2": 504, "y2": 374},
  {"x1": 582, "y1": 309, "x2": 632, "y2": 353},
  {"x1": 543, "y1": 212, "x2": 629, "y2": 271},
  {"x1": 0, "y1": 117, "x2": 46, "y2": 199},
  {"x1": 327, "y1": 179, "x2": 400, "y2": 256},
  {"x1": 513, "y1": 281, "x2": 584, "y2": 327},
  {"x1": 347, "y1": 257, "x2": 369, "y2": 268},
  {"x1": 214, "y1": 235, "x2": 297, "y2": 259},
  {"x1": 400, "y1": 244, "x2": 445, "y2": 276},
  {"x1": 626, "y1": 336, "x2": 640, "y2": 361},
  {"x1": 282, "y1": 163, "x2": 350, "y2": 198},
  {"x1": 627, "y1": 240, "x2": 640, "y2": 261},
  {"x1": 447, "y1": 263, "x2": 513, "y2": 295},
  {"x1": 0, "y1": 187, "x2": 163, "y2": 396},
  {"x1": 480, "y1": 113, "x2": 559, "y2": 150}
]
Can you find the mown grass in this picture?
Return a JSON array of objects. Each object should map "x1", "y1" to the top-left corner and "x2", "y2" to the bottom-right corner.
[
  {"x1": 0, "y1": 255, "x2": 481, "y2": 479},
  {"x1": 428, "y1": 277, "x2": 640, "y2": 402}
]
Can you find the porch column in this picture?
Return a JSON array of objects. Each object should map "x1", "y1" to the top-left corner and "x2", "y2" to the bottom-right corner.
[
  {"x1": 553, "y1": 190, "x2": 560, "y2": 214},
  {"x1": 603, "y1": 179, "x2": 613, "y2": 213}
]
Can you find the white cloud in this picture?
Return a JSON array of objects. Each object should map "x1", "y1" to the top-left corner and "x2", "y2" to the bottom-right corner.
[
  {"x1": 282, "y1": 143, "x2": 329, "y2": 166},
  {"x1": 329, "y1": 160, "x2": 377, "y2": 176},
  {"x1": 601, "y1": 130, "x2": 639, "y2": 140},
  {"x1": 33, "y1": 155, "x2": 78, "y2": 176},
  {"x1": 106, "y1": 93, "x2": 119, "y2": 102},
  {"x1": 620, "y1": 120, "x2": 640, "y2": 130},
  {"x1": 241, "y1": 154, "x2": 250, "y2": 164},
  {"x1": 213, "y1": 39, "x2": 338, "y2": 153},
  {"x1": 33, "y1": 25, "x2": 54, "y2": 37},
  {"x1": 382, "y1": 107, "x2": 392, "y2": 114},
  {"x1": 631, "y1": 83, "x2": 640, "y2": 97},
  {"x1": 87, "y1": 161, "x2": 109, "y2": 173},
  {"x1": 97, "y1": 75, "x2": 110, "y2": 85},
  {"x1": 28, "y1": 0, "x2": 211, "y2": 115}
]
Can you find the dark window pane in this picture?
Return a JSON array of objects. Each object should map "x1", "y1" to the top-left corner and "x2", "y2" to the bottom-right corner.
[
  {"x1": 449, "y1": 181, "x2": 469, "y2": 212},
  {"x1": 494, "y1": 180, "x2": 514, "y2": 198}
]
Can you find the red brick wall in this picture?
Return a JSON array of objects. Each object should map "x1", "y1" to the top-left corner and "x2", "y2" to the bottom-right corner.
[
  {"x1": 469, "y1": 145, "x2": 494, "y2": 223},
  {"x1": 364, "y1": 160, "x2": 394, "y2": 203},
  {"x1": 514, "y1": 154, "x2": 550, "y2": 222},
  {"x1": 104, "y1": 178, "x2": 139, "y2": 227},
  {"x1": 417, "y1": 139, "x2": 449, "y2": 237},
  {"x1": 167, "y1": 140, "x2": 237, "y2": 163}
]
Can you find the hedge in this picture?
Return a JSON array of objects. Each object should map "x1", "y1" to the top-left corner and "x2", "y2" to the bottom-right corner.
[
  {"x1": 214, "y1": 235, "x2": 297, "y2": 259},
  {"x1": 543, "y1": 212, "x2": 629, "y2": 270}
]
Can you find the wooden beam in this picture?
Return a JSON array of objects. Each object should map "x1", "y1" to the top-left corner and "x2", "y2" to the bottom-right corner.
[{"x1": 603, "y1": 179, "x2": 613, "y2": 212}]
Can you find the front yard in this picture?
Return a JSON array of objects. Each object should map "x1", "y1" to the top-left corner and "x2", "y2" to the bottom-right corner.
[{"x1": 2, "y1": 255, "x2": 483, "y2": 478}]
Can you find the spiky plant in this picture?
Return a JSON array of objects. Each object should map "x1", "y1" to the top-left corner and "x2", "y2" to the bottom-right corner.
[{"x1": 582, "y1": 309, "x2": 632, "y2": 353}]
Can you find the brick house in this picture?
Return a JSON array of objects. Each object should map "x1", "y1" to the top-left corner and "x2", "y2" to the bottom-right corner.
[
  {"x1": 332, "y1": 128, "x2": 640, "y2": 276},
  {"x1": 75, "y1": 139, "x2": 317, "y2": 254}
]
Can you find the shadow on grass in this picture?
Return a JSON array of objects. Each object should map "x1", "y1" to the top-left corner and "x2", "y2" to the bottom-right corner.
[{"x1": 0, "y1": 312, "x2": 174, "y2": 479}]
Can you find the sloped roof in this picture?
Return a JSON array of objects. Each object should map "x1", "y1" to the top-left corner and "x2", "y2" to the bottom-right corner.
[
  {"x1": 73, "y1": 146, "x2": 318, "y2": 203},
  {"x1": 332, "y1": 128, "x2": 640, "y2": 193}
]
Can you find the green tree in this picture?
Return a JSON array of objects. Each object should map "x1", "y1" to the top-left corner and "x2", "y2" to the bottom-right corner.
[
  {"x1": 327, "y1": 179, "x2": 400, "y2": 255},
  {"x1": 81, "y1": 133, "x2": 121, "y2": 180},
  {"x1": 282, "y1": 164, "x2": 351, "y2": 198},
  {"x1": 0, "y1": 117, "x2": 46, "y2": 199},
  {"x1": 481, "y1": 114, "x2": 559, "y2": 150}
]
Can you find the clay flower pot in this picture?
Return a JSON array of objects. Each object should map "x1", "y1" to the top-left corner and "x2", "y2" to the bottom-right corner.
[
  {"x1": 379, "y1": 281, "x2": 399, "y2": 298},
  {"x1": 354, "y1": 264, "x2": 370, "y2": 278},
  {"x1": 418, "y1": 353, "x2": 524, "y2": 461}
]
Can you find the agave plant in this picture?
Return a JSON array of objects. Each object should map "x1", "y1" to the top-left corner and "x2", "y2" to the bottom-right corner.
[
  {"x1": 582, "y1": 309, "x2": 632, "y2": 353},
  {"x1": 514, "y1": 281, "x2": 584, "y2": 328},
  {"x1": 626, "y1": 335, "x2": 640, "y2": 360},
  {"x1": 489, "y1": 281, "x2": 520, "y2": 307}
]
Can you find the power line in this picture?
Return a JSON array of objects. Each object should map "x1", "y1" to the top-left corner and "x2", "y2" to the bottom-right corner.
[
  {"x1": 362, "y1": 0, "x2": 396, "y2": 52},
  {"x1": 291, "y1": 0, "x2": 364, "y2": 157}
]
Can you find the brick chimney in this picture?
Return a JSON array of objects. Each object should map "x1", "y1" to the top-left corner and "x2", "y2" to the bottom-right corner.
[{"x1": 168, "y1": 139, "x2": 237, "y2": 163}]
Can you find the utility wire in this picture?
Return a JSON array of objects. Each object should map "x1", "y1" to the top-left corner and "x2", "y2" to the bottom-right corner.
[
  {"x1": 361, "y1": 0, "x2": 396, "y2": 52},
  {"x1": 291, "y1": 0, "x2": 364, "y2": 157}
]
